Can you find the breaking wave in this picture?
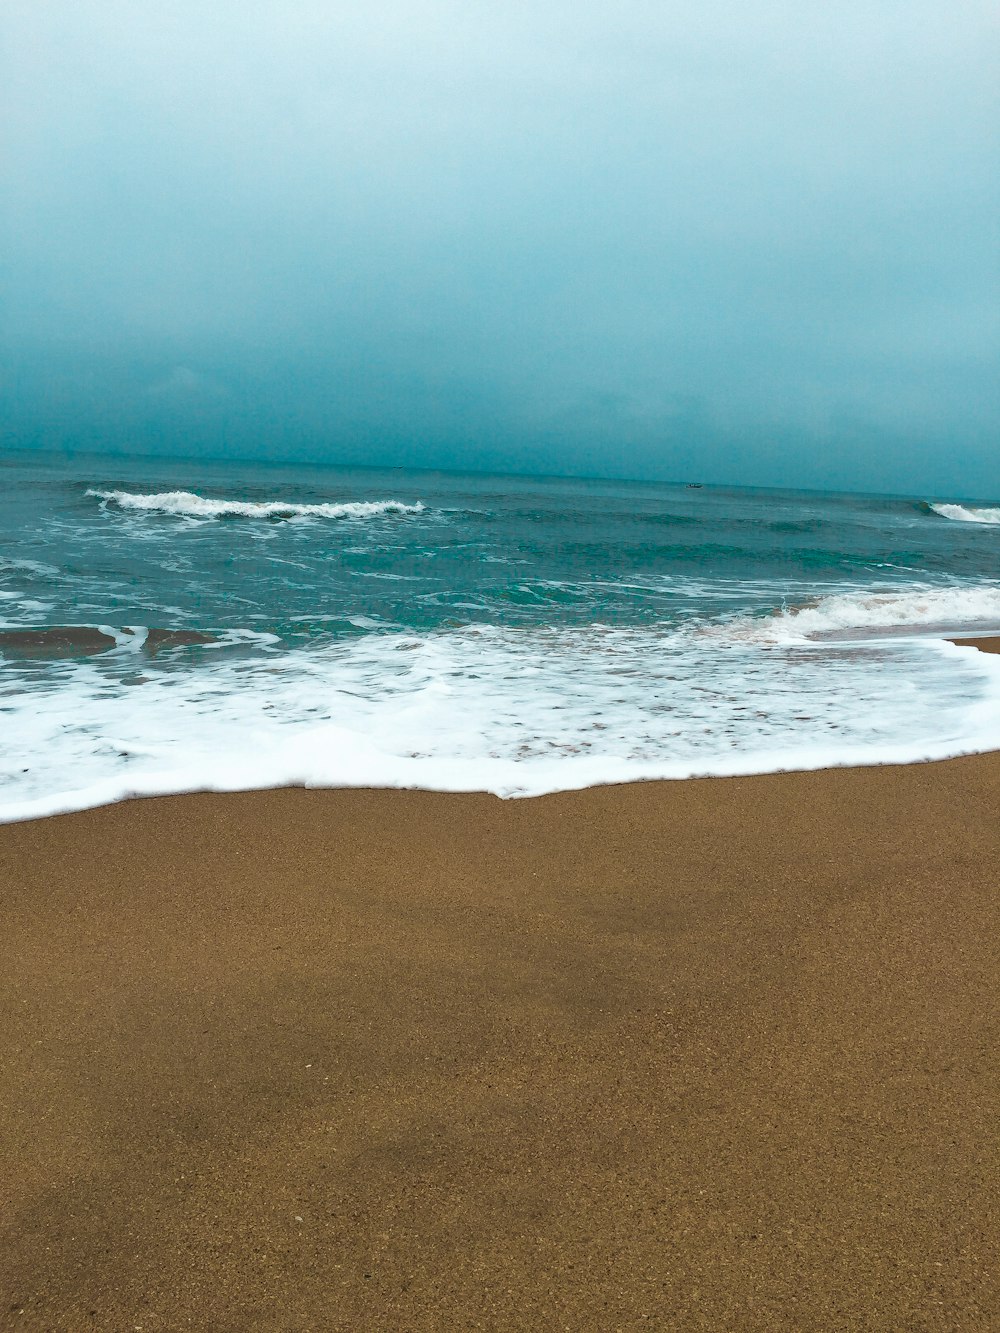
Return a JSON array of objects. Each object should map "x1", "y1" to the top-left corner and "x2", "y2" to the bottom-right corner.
[
  {"x1": 3, "y1": 614, "x2": 1000, "y2": 822},
  {"x1": 87, "y1": 489, "x2": 425, "y2": 520},
  {"x1": 718, "y1": 582, "x2": 1000, "y2": 644},
  {"x1": 928, "y1": 503, "x2": 1000, "y2": 526}
]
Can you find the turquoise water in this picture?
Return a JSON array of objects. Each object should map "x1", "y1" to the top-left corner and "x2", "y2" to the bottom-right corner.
[
  {"x1": 1, "y1": 450, "x2": 999, "y2": 818},
  {"x1": 3, "y1": 452, "x2": 998, "y2": 638}
]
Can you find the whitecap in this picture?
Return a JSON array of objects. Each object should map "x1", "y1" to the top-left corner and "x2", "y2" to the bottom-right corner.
[
  {"x1": 929, "y1": 503, "x2": 1000, "y2": 526},
  {"x1": 87, "y1": 489, "x2": 425, "y2": 521},
  {"x1": 714, "y1": 582, "x2": 1000, "y2": 644}
]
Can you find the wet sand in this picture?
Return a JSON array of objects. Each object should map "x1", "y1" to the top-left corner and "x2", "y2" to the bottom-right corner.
[
  {"x1": 2, "y1": 744, "x2": 999, "y2": 1330},
  {"x1": 950, "y1": 635, "x2": 1000, "y2": 654}
]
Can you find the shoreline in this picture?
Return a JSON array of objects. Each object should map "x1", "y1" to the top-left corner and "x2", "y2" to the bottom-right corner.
[
  {"x1": 2, "y1": 755, "x2": 998, "y2": 1326},
  {"x1": 2, "y1": 633, "x2": 1000, "y2": 829}
]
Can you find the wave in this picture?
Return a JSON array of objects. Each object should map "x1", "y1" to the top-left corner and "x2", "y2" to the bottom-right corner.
[
  {"x1": 2, "y1": 616, "x2": 1000, "y2": 821},
  {"x1": 87, "y1": 489, "x2": 425, "y2": 521},
  {"x1": 725, "y1": 582, "x2": 1000, "y2": 643},
  {"x1": 927, "y1": 503, "x2": 1000, "y2": 526}
]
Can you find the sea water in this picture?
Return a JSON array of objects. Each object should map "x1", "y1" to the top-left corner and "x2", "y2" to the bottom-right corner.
[{"x1": 1, "y1": 450, "x2": 999, "y2": 821}]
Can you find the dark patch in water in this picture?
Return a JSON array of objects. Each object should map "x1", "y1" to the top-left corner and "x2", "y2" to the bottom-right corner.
[
  {"x1": 639, "y1": 512, "x2": 702, "y2": 527},
  {"x1": 142, "y1": 629, "x2": 216, "y2": 657},
  {"x1": 767, "y1": 520, "x2": 829, "y2": 534},
  {"x1": 0, "y1": 626, "x2": 218, "y2": 660},
  {"x1": 0, "y1": 626, "x2": 117, "y2": 659}
]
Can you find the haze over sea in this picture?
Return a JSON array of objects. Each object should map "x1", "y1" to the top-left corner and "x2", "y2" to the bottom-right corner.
[{"x1": 1, "y1": 450, "x2": 998, "y2": 821}]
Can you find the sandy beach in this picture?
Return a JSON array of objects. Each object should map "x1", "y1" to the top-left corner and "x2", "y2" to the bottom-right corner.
[{"x1": 2, "y1": 721, "x2": 999, "y2": 1330}]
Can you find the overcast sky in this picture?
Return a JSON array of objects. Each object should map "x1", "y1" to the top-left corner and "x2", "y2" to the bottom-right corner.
[{"x1": 2, "y1": 2, "x2": 998, "y2": 494}]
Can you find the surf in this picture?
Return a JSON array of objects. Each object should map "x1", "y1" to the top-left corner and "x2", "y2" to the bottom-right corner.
[
  {"x1": 87, "y1": 489, "x2": 426, "y2": 521},
  {"x1": 927, "y1": 502, "x2": 1000, "y2": 526}
]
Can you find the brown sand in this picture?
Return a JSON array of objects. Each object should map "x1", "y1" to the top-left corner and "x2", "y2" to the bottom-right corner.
[
  {"x1": 2, "y1": 751, "x2": 999, "y2": 1330},
  {"x1": 0, "y1": 628, "x2": 217, "y2": 662},
  {"x1": 0, "y1": 627, "x2": 117, "y2": 659},
  {"x1": 949, "y1": 635, "x2": 1000, "y2": 654},
  {"x1": 141, "y1": 629, "x2": 216, "y2": 657}
]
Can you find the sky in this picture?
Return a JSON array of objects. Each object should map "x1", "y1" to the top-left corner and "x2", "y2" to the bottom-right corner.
[{"x1": 1, "y1": 2, "x2": 998, "y2": 495}]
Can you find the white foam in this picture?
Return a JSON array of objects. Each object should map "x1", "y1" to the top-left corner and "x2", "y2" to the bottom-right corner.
[
  {"x1": 87, "y1": 489, "x2": 425, "y2": 521},
  {"x1": 720, "y1": 582, "x2": 1000, "y2": 643},
  {"x1": 929, "y1": 503, "x2": 1000, "y2": 526},
  {"x1": 0, "y1": 557, "x2": 60, "y2": 576},
  {"x1": 2, "y1": 609, "x2": 1000, "y2": 823}
]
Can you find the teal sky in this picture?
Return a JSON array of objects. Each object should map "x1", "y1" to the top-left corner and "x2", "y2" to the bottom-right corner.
[{"x1": 2, "y1": 2, "x2": 998, "y2": 495}]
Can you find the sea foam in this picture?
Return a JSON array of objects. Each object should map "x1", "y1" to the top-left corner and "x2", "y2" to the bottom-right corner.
[
  {"x1": 2, "y1": 604, "x2": 1000, "y2": 822},
  {"x1": 929, "y1": 503, "x2": 1000, "y2": 526},
  {"x1": 87, "y1": 489, "x2": 425, "y2": 520},
  {"x1": 738, "y1": 582, "x2": 1000, "y2": 642}
]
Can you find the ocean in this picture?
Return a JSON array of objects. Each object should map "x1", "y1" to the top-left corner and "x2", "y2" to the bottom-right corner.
[{"x1": 1, "y1": 450, "x2": 999, "y2": 821}]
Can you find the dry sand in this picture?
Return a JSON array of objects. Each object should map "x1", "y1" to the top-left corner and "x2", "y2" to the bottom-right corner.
[{"x1": 2, "y1": 644, "x2": 999, "y2": 1329}]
